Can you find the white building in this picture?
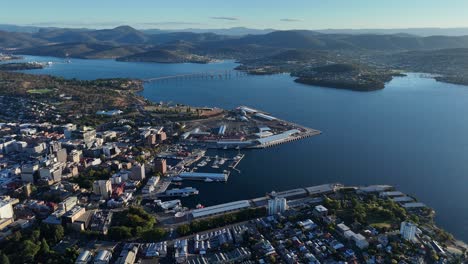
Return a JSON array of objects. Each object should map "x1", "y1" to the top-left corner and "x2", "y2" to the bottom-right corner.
[
  {"x1": 93, "y1": 180, "x2": 112, "y2": 199},
  {"x1": 103, "y1": 143, "x2": 121, "y2": 158},
  {"x1": 352, "y1": 233, "x2": 369, "y2": 249},
  {"x1": 191, "y1": 200, "x2": 251, "y2": 219},
  {"x1": 59, "y1": 196, "x2": 78, "y2": 212},
  {"x1": 94, "y1": 249, "x2": 112, "y2": 264},
  {"x1": 268, "y1": 197, "x2": 288, "y2": 215},
  {"x1": 0, "y1": 199, "x2": 14, "y2": 219},
  {"x1": 111, "y1": 171, "x2": 130, "y2": 184},
  {"x1": 400, "y1": 221, "x2": 417, "y2": 241},
  {"x1": 75, "y1": 250, "x2": 93, "y2": 264}
]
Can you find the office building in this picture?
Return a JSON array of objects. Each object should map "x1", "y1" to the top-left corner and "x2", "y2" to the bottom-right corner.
[
  {"x1": 21, "y1": 163, "x2": 39, "y2": 183},
  {"x1": 131, "y1": 163, "x2": 145, "y2": 181},
  {"x1": 268, "y1": 197, "x2": 288, "y2": 215},
  {"x1": 400, "y1": 221, "x2": 417, "y2": 241},
  {"x1": 93, "y1": 180, "x2": 112, "y2": 199},
  {"x1": 154, "y1": 159, "x2": 167, "y2": 175}
]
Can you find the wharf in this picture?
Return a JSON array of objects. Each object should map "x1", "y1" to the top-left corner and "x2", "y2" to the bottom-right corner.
[{"x1": 251, "y1": 128, "x2": 321, "y2": 149}]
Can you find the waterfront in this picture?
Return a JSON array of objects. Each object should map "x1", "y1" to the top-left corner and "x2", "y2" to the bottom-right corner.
[{"x1": 14, "y1": 55, "x2": 468, "y2": 242}]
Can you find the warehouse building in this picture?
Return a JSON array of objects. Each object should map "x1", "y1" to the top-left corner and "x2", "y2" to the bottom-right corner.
[{"x1": 191, "y1": 200, "x2": 251, "y2": 219}]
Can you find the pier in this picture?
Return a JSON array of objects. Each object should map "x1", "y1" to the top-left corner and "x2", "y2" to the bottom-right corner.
[{"x1": 251, "y1": 128, "x2": 322, "y2": 149}]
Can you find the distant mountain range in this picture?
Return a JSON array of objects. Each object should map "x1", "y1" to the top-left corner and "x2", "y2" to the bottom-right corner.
[
  {"x1": 3, "y1": 24, "x2": 468, "y2": 37},
  {"x1": 2, "y1": 26, "x2": 468, "y2": 60},
  {"x1": 2, "y1": 24, "x2": 468, "y2": 88},
  {"x1": 1, "y1": 25, "x2": 468, "y2": 81}
]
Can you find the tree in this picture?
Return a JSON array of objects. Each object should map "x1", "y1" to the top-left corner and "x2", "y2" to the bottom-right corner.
[
  {"x1": 41, "y1": 224, "x2": 64, "y2": 244},
  {"x1": 36, "y1": 238, "x2": 51, "y2": 263},
  {"x1": 177, "y1": 224, "x2": 191, "y2": 236},
  {"x1": 108, "y1": 226, "x2": 132, "y2": 240},
  {"x1": 0, "y1": 253, "x2": 10, "y2": 264},
  {"x1": 21, "y1": 240, "x2": 40, "y2": 262},
  {"x1": 52, "y1": 225, "x2": 65, "y2": 244},
  {"x1": 141, "y1": 228, "x2": 167, "y2": 242},
  {"x1": 64, "y1": 246, "x2": 80, "y2": 263},
  {"x1": 31, "y1": 229, "x2": 41, "y2": 242}
]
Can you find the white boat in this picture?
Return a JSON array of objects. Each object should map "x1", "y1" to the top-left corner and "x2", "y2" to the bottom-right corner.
[
  {"x1": 172, "y1": 177, "x2": 183, "y2": 182},
  {"x1": 204, "y1": 178, "x2": 214, "y2": 182}
]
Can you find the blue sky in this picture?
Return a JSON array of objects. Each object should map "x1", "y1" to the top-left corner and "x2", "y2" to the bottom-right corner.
[{"x1": 2, "y1": 0, "x2": 468, "y2": 29}]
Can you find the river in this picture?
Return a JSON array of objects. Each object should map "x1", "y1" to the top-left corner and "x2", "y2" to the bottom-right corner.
[{"x1": 12, "y1": 55, "x2": 468, "y2": 242}]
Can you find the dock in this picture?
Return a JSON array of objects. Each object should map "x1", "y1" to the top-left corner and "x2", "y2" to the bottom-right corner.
[{"x1": 250, "y1": 128, "x2": 322, "y2": 149}]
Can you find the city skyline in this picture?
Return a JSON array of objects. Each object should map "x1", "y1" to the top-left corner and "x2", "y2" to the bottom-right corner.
[{"x1": 2, "y1": 0, "x2": 468, "y2": 30}]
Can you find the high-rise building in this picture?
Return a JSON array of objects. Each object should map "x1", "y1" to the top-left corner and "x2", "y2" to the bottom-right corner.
[
  {"x1": 67, "y1": 149, "x2": 82, "y2": 163},
  {"x1": 131, "y1": 163, "x2": 145, "y2": 181},
  {"x1": 157, "y1": 131, "x2": 167, "y2": 142},
  {"x1": 54, "y1": 148, "x2": 68, "y2": 163},
  {"x1": 268, "y1": 197, "x2": 288, "y2": 215},
  {"x1": 93, "y1": 180, "x2": 112, "y2": 199},
  {"x1": 154, "y1": 159, "x2": 167, "y2": 175},
  {"x1": 21, "y1": 163, "x2": 39, "y2": 183},
  {"x1": 400, "y1": 221, "x2": 417, "y2": 241},
  {"x1": 59, "y1": 196, "x2": 78, "y2": 211},
  {"x1": 39, "y1": 162, "x2": 64, "y2": 183},
  {"x1": 146, "y1": 134, "x2": 156, "y2": 145}
]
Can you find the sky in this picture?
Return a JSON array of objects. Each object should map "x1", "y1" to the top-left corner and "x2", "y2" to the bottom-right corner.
[{"x1": 1, "y1": 0, "x2": 468, "y2": 30}]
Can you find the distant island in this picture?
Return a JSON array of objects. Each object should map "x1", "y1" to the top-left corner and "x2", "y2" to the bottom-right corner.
[
  {"x1": 116, "y1": 49, "x2": 212, "y2": 64},
  {"x1": 0, "y1": 54, "x2": 22, "y2": 61},
  {"x1": 0, "y1": 62, "x2": 45, "y2": 71},
  {"x1": 292, "y1": 64, "x2": 404, "y2": 91}
]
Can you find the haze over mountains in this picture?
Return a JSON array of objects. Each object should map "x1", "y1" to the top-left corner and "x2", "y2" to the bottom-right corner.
[
  {"x1": 3, "y1": 25, "x2": 468, "y2": 57},
  {"x1": 3, "y1": 23, "x2": 468, "y2": 37}
]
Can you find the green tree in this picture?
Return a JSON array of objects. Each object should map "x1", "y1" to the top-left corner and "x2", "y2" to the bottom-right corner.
[
  {"x1": 108, "y1": 226, "x2": 132, "y2": 240},
  {"x1": 37, "y1": 238, "x2": 51, "y2": 262},
  {"x1": 31, "y1": 229, "x2": 41, "y2": 242},
  {"x1": 177, "y1": 224, "x2": 191, "y2": 236},
  {"x1": 64, "y1": 246, "x2": 80, "y2": 263},
  {"x1": 0, "y1": 253, "x2": 10, "y2": 264},
  {"x1": 141, "y1": 228, "x2": 167, "y2": 242},
  {"x1": 52, "y1": 225, "x2": 65, "y2": 244},
  {"x1": 21, "y1": 240, "x2": 41, "y2": 262}
]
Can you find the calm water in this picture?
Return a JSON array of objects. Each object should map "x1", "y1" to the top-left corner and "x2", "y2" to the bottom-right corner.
[{"x1": 16, "y1": 56, "x2": 468, "y2": 242}]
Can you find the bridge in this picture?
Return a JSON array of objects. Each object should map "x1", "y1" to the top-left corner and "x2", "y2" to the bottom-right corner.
[{"x1": 143, "y1": 70, "x2": 247, "y2": 83}]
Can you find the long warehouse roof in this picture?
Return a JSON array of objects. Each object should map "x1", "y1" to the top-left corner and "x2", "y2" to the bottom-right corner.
[
  {"x1": 256, "y1": 129, "x2": 301, "y2": 145},
  {"x1": 191, "y1": 200, "x2": 251, "y2": 218}
]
